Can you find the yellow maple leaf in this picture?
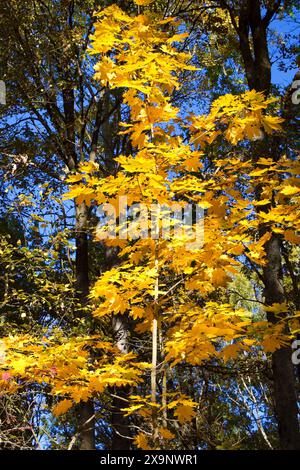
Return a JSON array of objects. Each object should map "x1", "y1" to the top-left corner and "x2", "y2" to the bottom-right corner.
[
  {"x1": 158, "y1": 427, "x2": 176, "y2": 439},
  {"x1": 280, "y1": 186, "x2": 300, "y2": 196},
  {"x1": 253, "y1": 199, "x2": 272, "y2": 205},
  {"x1": 134, "y1": 0, "x2": 155, "y2": 5},
  {"x1": 53, "y1": 399, "x2": 73, "y2": 417},
  {"x1": 211, "y1": 268, "x2": 230, "y2": 287},
  {"x1": 221, "y1": 343, "x2": 242, "y2": 362},
  {"x1": 79, "y1": 161, "x2": 99, "y2": 174},
  {"x1": 264, "y1": 303, "x2": 288, "y2": 314},
  {"x1": 167, "y1": 33, "x2": 189, "y2": 43},
  {"x1": 66, "y1": 173, "x2": 83, "y2": 183},
  {"x1": 284, "y1": 230, "x2": 300, "y2": 244},
  {"x1": 262, "y1": 115, "x2": 284, "y2": 133},
  {"x1": 134, "y1": 432, "x2": 152, "y2": 450},
  {"x1": 122, "y1": 404, "x2": 144, "y2": 415},
  {"x1": 174, "y1": 404, "x2": 196, "y2": 423},
  {"x1": 262, "y1": 336, "x2": 282, "y2": 353}
]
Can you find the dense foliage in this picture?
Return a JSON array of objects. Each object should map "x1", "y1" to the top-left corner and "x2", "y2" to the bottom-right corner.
[{"x1": 0, "y1": 0, "x2": 299, "y2": 450}]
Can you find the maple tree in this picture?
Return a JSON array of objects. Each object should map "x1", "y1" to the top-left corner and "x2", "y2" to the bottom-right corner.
[{"x1": 0, "y1": 0, "x2": 299, "y2": 451}]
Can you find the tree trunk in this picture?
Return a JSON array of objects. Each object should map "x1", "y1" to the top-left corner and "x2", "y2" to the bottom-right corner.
[
  {"x1": 63, "y1": 79, "x2": 96, "y2": 449},
  {"x1": 75, "y1": 201, "x2": 96, "y2": 450},
  {"x1": 77, "y1": 399, "x2": 95, "y2": 451},
  {"x1": 103, "y1": 247, "x2": 131, "y2": 450},
  {"x1": 101, "y1": 90, "x2": 132, "y2": 450},
  {"x1": 263, "y1": 236, "x2": 300, "y2": 449},
  {"x1": 229, "y1": 0, "x2": 300, "y2": 449},
  {"x1": 111, "y1": 315, "x2": 131, "y2": 450}
]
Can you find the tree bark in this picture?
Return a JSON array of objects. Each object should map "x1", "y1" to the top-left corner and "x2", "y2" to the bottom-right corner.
[
  {"x1": 77, "y1": 399, "x2": 95, "y2": 451},
  {"x1": 225, "y1": 0, "x2": 300, "y2": 449},
  {"x1": 75, "y1": 201, "x2": 96, "y2": 450},
  {"x1": 263, "y1": 236, "x2": 300, "y2": 449},
  {"x1": 62, "y1": 74, "x2": 96, "y2": 449},
  {"x1": 111, "y1": 315, "x2": 131, "y2": 450},
  {"x1": 102, "y1": 233, "x2": 131, "y2": 450}
]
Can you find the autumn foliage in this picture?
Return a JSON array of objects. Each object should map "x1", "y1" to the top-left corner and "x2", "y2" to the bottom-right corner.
[{"x1": 0, "y1": 0, "x2": 299, "y2": 451}]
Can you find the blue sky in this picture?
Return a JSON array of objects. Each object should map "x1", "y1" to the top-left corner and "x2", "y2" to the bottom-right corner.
[{"x1": 271, "y1": 12, "x2": 300, "y2": 87}]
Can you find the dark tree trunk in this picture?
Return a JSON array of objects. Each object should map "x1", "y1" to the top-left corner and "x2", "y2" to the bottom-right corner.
[
  {"x1": 63, "y1": 81, "x2": 95, "y2": 450},
  {"x1": 75, "y1": 201, "x2": 96, "y2": 450},
  {"x1": 77, "y1": 399, "x2": 95, "y2": 450},
  {"x1": 224, "y1": 0, "x2": 300, "y2": 449},
  {"x1": 263, "y1": 236, "x2": 300, "y2": 449}
]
